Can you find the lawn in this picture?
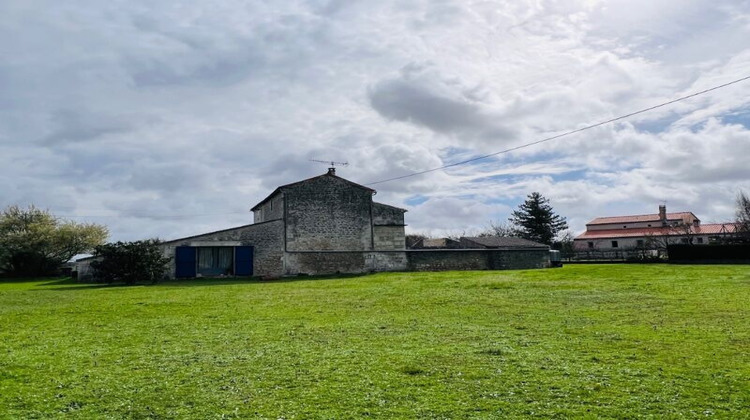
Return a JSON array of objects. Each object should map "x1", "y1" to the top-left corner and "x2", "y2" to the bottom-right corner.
[{"x1": 1, "y1": 265, "x2": 749, "y2": 419}]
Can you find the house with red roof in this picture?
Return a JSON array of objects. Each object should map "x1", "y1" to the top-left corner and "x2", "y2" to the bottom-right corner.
[{"x1": 574, "y1": 205, "x2": 740, "y2": 256}]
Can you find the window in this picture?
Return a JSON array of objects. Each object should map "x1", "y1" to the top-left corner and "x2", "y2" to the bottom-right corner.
[
  {"x1": 647, "y1": 224, "x2": 652, "y2": 227},
  {"x1": 198, "y1": 247, "x2": 234, "y2": 276},
  {"x1": 611, "y1": 240, "x2": 619, "y2": 248},
  {"x1": 175, "y1": 246, "x2": 253, "y2": 278},
  {"x1": 697, "y1": 237, "x2": 704, "y2": 244},
  {"x1": 636, "y1": 239, "x2": 644, "y2": 247},
  {"x1": 623, "y1": 225, "x2": 627, "y2": 228},
  {"x1": 681, "y1": 238, "x2": 689, "y2": 244},
  {"x1": 587, "y1": 242, "x2": 594, "y2": 249}
]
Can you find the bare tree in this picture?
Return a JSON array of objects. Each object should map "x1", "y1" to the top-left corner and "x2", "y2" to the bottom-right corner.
[
  {"x1": 478, "y1": 221, "x2": 518, "y2": 238},
  {"x1": 553, "y1": 230, "x2": 575, "y2": 259}
]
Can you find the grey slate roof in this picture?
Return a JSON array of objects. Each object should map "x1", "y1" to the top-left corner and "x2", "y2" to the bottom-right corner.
[
  {"x1": 461, "y1": 236, "x2": 549, "y2": 249},
  {"x1": 250, "y1": 171, "x2": 375, "y2": 211}
]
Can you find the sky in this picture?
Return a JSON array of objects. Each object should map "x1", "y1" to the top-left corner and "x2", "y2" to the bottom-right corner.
[{"x1": 2, "y1": 0, "x2": 750, "y2": 241}]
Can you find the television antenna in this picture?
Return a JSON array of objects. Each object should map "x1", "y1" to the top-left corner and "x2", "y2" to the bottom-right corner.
[
  {"x1": 310, "y1": 159, "x2": 349, "y2": 168},
  {"x1": 310, "y1": 159, "x2": 349, "y2": 174}
]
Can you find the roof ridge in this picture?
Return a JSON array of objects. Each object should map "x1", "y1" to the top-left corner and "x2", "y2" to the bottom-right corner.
[{"x1": 251, "y1": 172, "x2": 375, "y2": 211}]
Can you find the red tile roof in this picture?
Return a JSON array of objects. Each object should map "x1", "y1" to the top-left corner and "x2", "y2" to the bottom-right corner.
[
  {"x1": 587, "y1": 212, "x2": 697, "y2": 226},
  {"x1": 574, "y1": 223, "x2": 739, "y2": 240}
]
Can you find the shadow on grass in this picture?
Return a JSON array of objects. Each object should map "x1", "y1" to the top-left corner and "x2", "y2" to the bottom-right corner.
[
  {"x1": 0, "y1": 276, "x2": 70, "y2": 284},
  {"x1": 33, "y1": 273, "x2": 374, "y2": 291},
  {"x1": 159, "y1": 272, "x2": 372, "y2": 287}
]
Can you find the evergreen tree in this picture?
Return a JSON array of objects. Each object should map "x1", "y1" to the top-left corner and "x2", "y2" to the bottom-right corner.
[
  {"x1": 736, "y1": 191, "x2": 750, "y2": 242},
  {"x1": 509, "y1": 192, "x2": 568, "y2": 245}
]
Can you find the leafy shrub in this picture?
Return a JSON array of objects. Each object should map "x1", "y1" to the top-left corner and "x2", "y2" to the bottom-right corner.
[{"x1": 91, "y1": 240, "x2": 171, "y2": 285}]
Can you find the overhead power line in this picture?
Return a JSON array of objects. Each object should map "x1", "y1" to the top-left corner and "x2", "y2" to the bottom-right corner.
[
  {"x1": 366, "y1": 74, "x2": 750, "y2": 186},
  {"x1": 40, "y1": 74, "x2": 750, "y2": 220},
  {"x1": 57, "y1": 211, "x2": 248, "y2": 219}
]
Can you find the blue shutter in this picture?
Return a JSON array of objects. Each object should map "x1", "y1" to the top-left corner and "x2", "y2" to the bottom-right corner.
[
  {"x1": 175, "y1": 247, "x2": 196, "y2": 278},
  {"x1": 234, "y1": 246, "x2": 253, "y2": 276}
]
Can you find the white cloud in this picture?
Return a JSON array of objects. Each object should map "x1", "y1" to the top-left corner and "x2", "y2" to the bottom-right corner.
[{"x1": 1, "y1": 0, "x2": 749, "y2": 242}]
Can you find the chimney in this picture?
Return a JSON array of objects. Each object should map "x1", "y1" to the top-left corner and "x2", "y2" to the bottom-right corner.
[
  {"x1": 327, "y1": 167, "x2": 336, "y2": 175},
  {"x1": 659, "y1": 205, "x2": 667, "y2": 224}
]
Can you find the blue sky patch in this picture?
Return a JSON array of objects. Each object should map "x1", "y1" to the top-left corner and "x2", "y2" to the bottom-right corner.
[
  {"x1": 721, "y1": 108, "x2": 750, "y2": 128},
  {"x1": 405, "y1": 195, "x2": 429, "y2": 206}
]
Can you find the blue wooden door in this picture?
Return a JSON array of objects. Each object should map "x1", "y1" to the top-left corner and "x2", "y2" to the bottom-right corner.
[
  {"x1": 175, "y1": 246, "x2": 196, "y2": 278},
  {"x1": 234, "y1": 246, "x2": 253, "y2": 276}
]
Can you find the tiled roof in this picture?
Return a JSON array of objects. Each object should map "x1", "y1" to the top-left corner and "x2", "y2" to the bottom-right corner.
[
  {"x1": 461, "y1": 236, "x2": 549, "y2": 249},
  {"x1": 587, "y1": 212, "x2": 696, "y2": 225},
  {"x1": 574, "y1": 223, "x2": 739, "y2": 240}
]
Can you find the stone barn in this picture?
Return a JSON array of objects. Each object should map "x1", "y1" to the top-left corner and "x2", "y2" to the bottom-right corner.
[
  {"x1": 158, "y1": 168, "x2": 408, "y2": 278},
  {"x1": 76, "y1": 169, "x2": 552, "y2": 280}
]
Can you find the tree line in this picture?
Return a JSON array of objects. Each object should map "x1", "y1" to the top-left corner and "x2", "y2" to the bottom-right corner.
[{"x1": 0, "y1": 205, "x2": 168, "y2": 283}]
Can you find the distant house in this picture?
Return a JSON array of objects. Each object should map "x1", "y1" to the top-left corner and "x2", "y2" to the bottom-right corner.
[{"x1": 574, "y1": 205, "x2": 740, "y2": 256}]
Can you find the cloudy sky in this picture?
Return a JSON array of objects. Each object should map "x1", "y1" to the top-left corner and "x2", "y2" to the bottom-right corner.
[{"x1": 2, "y1": 0, "x2": 750, "y2": 241}]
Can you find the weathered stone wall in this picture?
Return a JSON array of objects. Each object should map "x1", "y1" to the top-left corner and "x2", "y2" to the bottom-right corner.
[
  {"x1": 253, "y1": 194, "x2": 284, "y2": 223},
  {"x1": 372, "y1": 202, "x2": 405, "y2": 225},
  {"x1": 407, "y1": 250, "x2": 489, "y2": 271},
  {"x1": 366, "y1": 251, "x2": 409, "y2": 272},
  {"x1": 284, "y1": 176, "x2": 373, "y2": 251},
  {"x1": 160, "y1": 219, "x2": 285, "y2": 277},
  {"x1": 284, "y1": 252, "x2": 366, "y2": 275},
  {"x1": 406, "y1": 249, "x2": 550, "y2": 271},
  {"x1": 284, "y1": 249, "x2": 548, "y2": 275},
  {"x1": 487, "y1": 249, "x2": 550, "y2": 270},
  {"x1": 284, "y1": 251, "x2": 408, "y2": 275},
  {"x1": 373, "y1": 225, "x2": 406, "y2": 250}
]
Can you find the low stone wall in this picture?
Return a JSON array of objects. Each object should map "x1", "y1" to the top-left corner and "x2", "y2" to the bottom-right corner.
[
  {"x1": 284, "y1": 251, "x2": 408, "y2": 275},
  {"x1": 284, "y1": 249, "x2": 549, "y2": 276},
  {"x1": 406, "y1": 249, "x2": 550, "y2": 271}
]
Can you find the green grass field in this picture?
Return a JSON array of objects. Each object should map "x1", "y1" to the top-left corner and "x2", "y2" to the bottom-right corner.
[{"x1": 1, "y1": 265, "x2": 749, "y2": 419}]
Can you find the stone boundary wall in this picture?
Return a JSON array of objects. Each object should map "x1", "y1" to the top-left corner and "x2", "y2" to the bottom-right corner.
[
  {"x1": 406, "y1": 249, "x2": 550, "y2": 271},
  {"x1": 284, "y1": 248, "x2": 549, "y2": 275}
]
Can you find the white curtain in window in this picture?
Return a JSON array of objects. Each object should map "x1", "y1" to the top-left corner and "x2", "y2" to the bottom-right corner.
[{"x1": 198, "y1": 247, "x2": 234, "y2": 275}]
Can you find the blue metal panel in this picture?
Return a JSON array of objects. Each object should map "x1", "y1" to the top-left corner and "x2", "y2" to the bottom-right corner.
[
  {"x1": 234, "y1": 246, "x2": 253, "y2": 276},
  {"x1": 175, "y1": 246, "x2": 196, "y2": 278}
]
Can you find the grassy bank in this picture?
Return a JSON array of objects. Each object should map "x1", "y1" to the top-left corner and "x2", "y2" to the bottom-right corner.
[{"x1": 1, "y1": 265, "x2": 748, "y2": 418}]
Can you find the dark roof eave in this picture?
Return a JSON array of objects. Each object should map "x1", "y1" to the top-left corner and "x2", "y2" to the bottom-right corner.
[{"x1": 373, "y1": 201, "x2": 408, "y2": 212}]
